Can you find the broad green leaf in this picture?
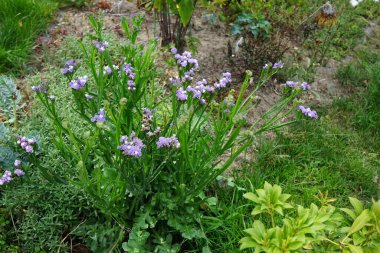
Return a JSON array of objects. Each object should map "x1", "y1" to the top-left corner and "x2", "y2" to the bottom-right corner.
[
  {"x1": 240, "y1": 237, "x2": 258, "y2": 250},
  {"x1": 287, "y1": 240, "x2": 304, "y2": 250},
  {"x1": 348, "y1": 244, "x2": 364, "y2": 253},
  {"x1": 348, "y1": 209, "x2": 371, "y2": 236},
  {"x1": 244, "y1": 192, "x2": 260, "y2": 203},
  {"x1": 231, "y1": 24, "x2": 242, "y2": 36},
  {"x1": 177, "y1": 0, "x2": 194, "y2": 26},
  {"x1": 341, "y1": 208, "x2": 357, "y2": 220},
  {"x1": 349, "y1": 197, "x2": 364, "y2": 215}
]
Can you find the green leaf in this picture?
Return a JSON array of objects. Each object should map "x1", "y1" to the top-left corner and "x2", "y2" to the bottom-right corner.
[
  {"x1": 244, "y1": 192, "x2": 260, "y2": 203},
  {"x1": 177, "y1": 0, "x2": 194, "y2": 26},
  {"x1": 348, "y1": 244, "x2": 364, "y2": 253},
  {"x1": 240, "y1": 237, "x2": 258, "y2": 250},
  {"x1": 348, "y1": 209, "x2": 371, "y2": 236},
  {"x1": 341, "y1": 208, "x2": 357, "y2": 220},
  {"x1": 349, "y1": 197, "x2": 364, "y2": 215},
  {"x1": 231, "y1": 24, "x2": 242, "y2": 36},
  {"x1": 236, "y1": 13, "x2": 253, "y2": 24}
]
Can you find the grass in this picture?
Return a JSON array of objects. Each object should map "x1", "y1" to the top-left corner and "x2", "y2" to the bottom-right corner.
[
  {"x1": 0, "y1": 0, "x2": 57, "y2": 74},
  {"x1": 206, "y1": 45, "x2": 380, "y2": 251}
]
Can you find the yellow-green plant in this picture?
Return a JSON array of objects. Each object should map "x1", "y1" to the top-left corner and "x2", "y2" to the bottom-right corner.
[{"x1": 240, "y1": 182, "x2": 380, "y2": 252}]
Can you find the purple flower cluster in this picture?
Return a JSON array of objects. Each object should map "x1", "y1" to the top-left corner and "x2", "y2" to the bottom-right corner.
[
  {"x1": 0, "y1": 171, "x2": 12, "y2": 185},
  {"x1": 156, "y1": 136, "x2": 180, "y2": 149},
  {"x1": 124, "y1": 64, "x2": 136, "y2": 91},
  {"x1": 300, "y1": 82, "x2": 310, "y2": 90},
  {"x1": 92, "y1": 40, "x2": 109, "y2": 53},
  {"x1": 285, "y1": 81, "x2": 296, "y2": 88},
  {"x1": 176, "y1": 88, "x2": 188, "y2": 101},
  {"x1": 174, "y1": 51, "x2": 199, "y2": 70},
  {"x1": 17, "y1": 136, "x2": 36, "y2": 153},
  {"x1": 169, "y1": 77, "x2": 182, "y2": 86},
  {"x1": 104, "y1": 66, "x2": 112, "y2": 75},
  {"x1": 91, "y1": 109, "x2": 105, "y2": 123},
  {"x1": 285, "y1": 81, "x2": 310, "y2": 90},
  {"x1": 14, "y1": 169, "x2": 25, "y2": 177},
  {"x1": 214, "y1": 72, "x2": 232, "y2": 89},
  {"x1": 32, "y1": 82, "x2": 48, "y2": 93},
  {"x1": 61, "y1": 60, "x2": 77, "y2": 75},
  {"x1": 299, "y1": 106, "x2": 318, "y2": 119},
  {"x1": 14, "y1": 160, "x2": 21, "y2": 167},
  {"x1": 273, "y1": 61, "x2": 284, "y2": 69},
  {"x1": 263, "y1": 61, "x2": 284, "y2": 69},
  {"x1": 118, "y1": 132, "x2": 144, "y2": 157},
  {"x1": 69, "y1": 76, "x2": 88, "y2": 90}
]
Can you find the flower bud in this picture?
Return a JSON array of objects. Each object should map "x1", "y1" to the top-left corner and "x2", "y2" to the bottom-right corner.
[{"x1": 120, "y1": 97, "x2": 128, "y2": 105}]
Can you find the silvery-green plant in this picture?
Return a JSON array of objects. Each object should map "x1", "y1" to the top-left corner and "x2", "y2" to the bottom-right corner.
[
  {"x1": 0, "y1": 75, "x2": 25, "y2": 128},
  {"x1": 32, "y1": 14, "x2": 309, "y2": 251}
]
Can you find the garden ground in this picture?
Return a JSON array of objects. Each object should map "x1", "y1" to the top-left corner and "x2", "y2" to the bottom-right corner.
[{"x1": 0, "y1": 0, "x2": 379, "y2": 252}]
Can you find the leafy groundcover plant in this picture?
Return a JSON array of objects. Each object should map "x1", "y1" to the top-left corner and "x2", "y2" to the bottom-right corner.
[
  {"x1": 240, "y1": 182, "x2": 380, "y2": 253},
  {"x1": 28, "y1": 14, "x2": 313, "y2": 251}
]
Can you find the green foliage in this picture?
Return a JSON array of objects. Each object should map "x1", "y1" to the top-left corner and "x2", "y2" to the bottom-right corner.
[
  {"x1": 32, "y1": 15, "x2": 306, "y2": 251},
  {"x1": 0, "y1": 76, "x2": 25, "y2": 126},
  {"x1": 54, "y1": 0, "x2": 89, "y2": 8},
  {"x1": 231, "y1": 13, "x2": 271, "y2": 39},
  {"x1": 0, "y1": 0, "x2": 57, "y2": 73},
  {"x1": 240, "y1": 183, "x2": 380, "y2": 252},
  {"x1": 244, "y1": 182, "x2": 292, "y2": 218},
  {"x1": 1, "y1": 167, "x2": 96, "y2": 252}
]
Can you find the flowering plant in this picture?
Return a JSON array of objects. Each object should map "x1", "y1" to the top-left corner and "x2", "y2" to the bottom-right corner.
[{"x1": 32, "y1": 15, "x2": 311, "y2": 250}]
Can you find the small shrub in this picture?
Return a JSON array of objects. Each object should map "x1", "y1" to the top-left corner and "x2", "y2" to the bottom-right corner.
[{"x1": 31, "y1": 15, "x2": 311, "y2": 250}]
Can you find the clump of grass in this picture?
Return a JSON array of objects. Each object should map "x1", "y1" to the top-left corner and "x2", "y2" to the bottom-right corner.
[{"x1": 0, "y1": 0, "x2": 57, "y2": 73}]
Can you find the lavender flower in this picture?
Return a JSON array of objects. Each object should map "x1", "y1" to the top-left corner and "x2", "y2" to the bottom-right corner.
[
  {"x1": 300, "y1": 82, "x2": 310, "y2": 90},
  {"x1": 169, "y1": 77, "x2": 182, "y2": 86},
  {"x1": 170, "y1": 48, "x2": 177, "y2": 54},
  {"x1": 91, "y1": 109, "x2": 106, "y2": 123},
  {"x1": 14, "y1": 160, "x2": 21, "y2": 167},
  {"x1": 156, "y1": 136, "x2": 180, "y2": 149},
  {"x1": 128, "y1": 80, "x2": 136, "y2": 91},
  {"x1": 92, "y1": 40, "x2": 109, "y2": 53},
  {"x1": 176, "y1": 88, "x2": 188, "y2": 101},
  {"x1": 214, "y1": 72, "x2": 232, "y2": 89},
  {"x1": 104, "y1": 66, "x2": 112, "y2": 75},
  {"x1": 61, "y1": 60, "x2": 77, "y2": 74},
  {"x1": 124, "y1": 64, "x2": 136, "y2": 79},
  {"x1": 118, "y1": 132, "x2": 144, "y2": 157},
  {"x1": 273, "y1": 61, "x2": 284, "y2": 69},
  {"x1": 17, "y1": 136, "x2": 36, "y2": 153},
  {"x1": 32, "y1": 82, "x2": 48, "y2": 93},
  {"x1": 0, "y1": 170, "x2": 12, "y2": 185},
  {"x1": 85, "y1": 93, "x2": 93, "y2": 100},
  {"x1": 299, "y1": 105, "x2": 318, "y2": 119},
  {"x1": 205, "y1": 85, "x2": 215, "y2": 93},
  {"x1": 14, "y1": 169, "x2": 25, "y2": 177},
  {"x1": 174, "y1": 51, "x2": 199, "y2": 71},
  {"x1": 69, "y1": 76, "x2": 88, "y2": 90},
  {"x1": 285, "y1": 81, "x2": 296, "y2": 88}
]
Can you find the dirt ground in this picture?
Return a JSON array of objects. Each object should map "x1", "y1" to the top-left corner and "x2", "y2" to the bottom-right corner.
[{"x1": 28, "y1": 0, "x2": 380, "y2": 119}]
